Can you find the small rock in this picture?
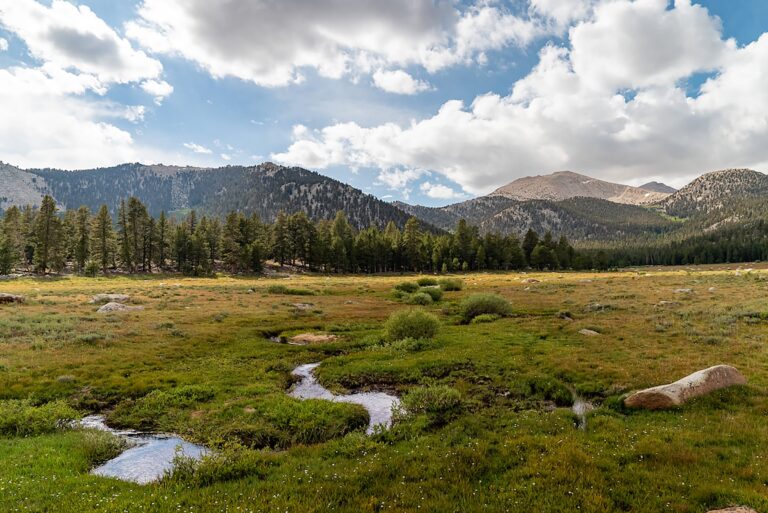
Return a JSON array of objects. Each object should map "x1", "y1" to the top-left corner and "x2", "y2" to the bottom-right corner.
[
  {"x1": 674, "y1": 288, "x2": 693, "y2": 294},
  {"x1": 624, "y1": 364, "x2": 747, "y2": 410},
  {"x1": 584, "y1": 303, "x2": 611, "y2": 312},
  {"x1": 0, "y1": 293, "x2": 24, "y2": 304},
  {"x1": 707, "y1": 508, "x2": 759, "y2": 513},
  {"x1": 292, "y1": 303, "x2": 314, "y2": 311},
  {"x1": 579, "y1": 329, "x2": 600, "y2": 336},
  {"x1": 655, "y1": 301, "x2": 680, "y2": 308},
  {"x1": 90, "y1": 294, "x2": 130, "y2": 304},
  {"x1": 708, "y1": 287, "x2": 717, "y2": 293},
  {"x1": 96, "y1": 302, "x2": 144, "y2": 314},
  {"x1": 521, "y1": 278, "x2": 540, "y2": 284}
]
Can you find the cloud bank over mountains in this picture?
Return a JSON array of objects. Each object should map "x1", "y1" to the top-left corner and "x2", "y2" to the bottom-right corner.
[{"x1": 0, "y1": 0, "x2": 766, "y2": 199}]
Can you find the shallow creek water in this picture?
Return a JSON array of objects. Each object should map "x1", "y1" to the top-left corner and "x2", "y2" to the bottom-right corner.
[
  {"x1": 290, "y1": 363, "x2": 400, "y2": 434},
  {"x1": 80, "y1": 415, "x2": 207, "y2": 484},
  {"x1": 571, "y1": 395, "x2": 595, "y2": 431}
]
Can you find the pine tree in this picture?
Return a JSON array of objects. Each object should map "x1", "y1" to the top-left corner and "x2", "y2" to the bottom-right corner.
[
  {"x1": 73, "y1": 206, "x2": 91, "y2": 272},
  {"x1": 91, "y1": 205, "x2": 115, "y2": 274},
  {"x1": 402, "y1": 217, "x2": 422, "y2": 271},
  {"x1": 33, "y1": 195, "x2": 64, "y2": 273},
  {"x1": 522, "y1": 229, "x2": 539, "y2": 265}
]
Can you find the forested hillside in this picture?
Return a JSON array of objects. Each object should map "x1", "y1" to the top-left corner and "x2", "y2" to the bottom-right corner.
[{"x1": 3, "y1": 162, "x2": 418, "y2": 230}]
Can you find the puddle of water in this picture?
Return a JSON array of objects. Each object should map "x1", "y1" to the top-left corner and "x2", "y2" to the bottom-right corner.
[
  {"x1": 81, "y1": 415, "x2": 207, "y2": 485},
  {"x1": 290, "y1": 363, "x2": 400, "y2": 434}
]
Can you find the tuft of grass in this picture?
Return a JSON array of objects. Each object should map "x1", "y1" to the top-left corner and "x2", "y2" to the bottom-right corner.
[
  {"x1": 266, "y1": 285, "x2": 315, "y2": 296},
  {"x1": 470, "y1": 313, "x2": 501, "y2": 324},
  {"x1": 405, "y1": 292, "x2": 434, "y2": 305},
  {"x1": 459, "y1": 293, "x2": 512, "y2": 323},
  {"x1": 420, "y1": 287, "x2": 444, "y2": 302},
  {"x1": 398, "y1": 385, "x2": 463, "y2": 427},
  {"x1": 80, "y1": 429, "x2": 127, "y2": 466},
  {"x1": 394, "y1": 281, "x2": 420, "y2": 293},
  {"x1": 384, "y1": 308, "x2": 440, "y2": 341},
  {"x1": 416, "y1": 277, "x2": 438, "y2": 287},
  {"x1": 438, "y1": 278, "x2": 464, "y2": 291}
]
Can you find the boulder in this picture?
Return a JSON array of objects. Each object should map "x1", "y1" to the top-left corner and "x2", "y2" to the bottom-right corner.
[
  {"x1": 90, "y1": 293, "x2": 130, "y2": 304},
  {"x1": 96, "y1": 302, "x2": 144, "y2": 314},
  {"x1": 579, "y1": 329, "x2": 600, "y2": 336},
  {"x1": 624, "y1": 365, "x2": 747, "y2": 410},
  {"x1": 0, "y1": 293, "x2": 24, "y2": 304},
  {"x1": 289, "y1": 333, "x2": 338, "y2": 345}
]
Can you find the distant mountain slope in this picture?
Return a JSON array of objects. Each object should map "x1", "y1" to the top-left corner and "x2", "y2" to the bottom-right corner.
[
  {"x1": 659, "y1": 169, "x2": 768, "y2": 218},
  {"x1": 3, "y1": 162, "x2": 419, "y2": 229},
  {"x1": 0, "y1": 163, "x2": 49, "y2": 210},
  {"x1": 640, "y1": 181, "x2": 676, "y2": 194},
  {"x1": 397, "y1": 195, "x2": 674, "y2": 241},
  {"x1": 491, "y1": 171, "x2": 669, "y2": 205}
]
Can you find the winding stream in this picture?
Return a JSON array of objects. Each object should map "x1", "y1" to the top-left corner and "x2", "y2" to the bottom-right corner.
[
  {"x1": 290, "y1": 363, "x2": 400, "y2": 434},
  {"x1": 81, "y1": 415, "x2": 207, "y2": 484}
]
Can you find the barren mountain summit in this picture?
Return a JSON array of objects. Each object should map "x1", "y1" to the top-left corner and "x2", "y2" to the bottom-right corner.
[{"x1": 490, "y1": 171, "x2": 670, "y2": 205}]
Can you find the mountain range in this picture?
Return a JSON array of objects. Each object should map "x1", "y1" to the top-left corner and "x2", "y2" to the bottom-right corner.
[{"x1": 1, "y1": 161, "x2": 766, "y2": 246}]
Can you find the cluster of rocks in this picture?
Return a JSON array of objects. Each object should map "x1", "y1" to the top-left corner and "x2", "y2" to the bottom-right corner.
[{"x1": 91, "y1": 294, "x2": 143, "y2": 314}]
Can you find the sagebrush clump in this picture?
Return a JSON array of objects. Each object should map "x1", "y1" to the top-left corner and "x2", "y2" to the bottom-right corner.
[{"x1": 438, "y1": 278, "x2": 464, "y2": 291}]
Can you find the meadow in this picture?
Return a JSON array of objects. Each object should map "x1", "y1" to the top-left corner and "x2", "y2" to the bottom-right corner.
[{"x1": 1, "y1": 266, "x2": 767, "y2": 512}]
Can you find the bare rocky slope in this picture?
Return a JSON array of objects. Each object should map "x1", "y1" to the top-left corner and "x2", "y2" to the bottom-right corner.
[
  {"x1": 491, "y1": 171, "x2": 670, "y2": 205},
  {"x1": 659, "y1": 169, "x2": 768, "y2": 218}
]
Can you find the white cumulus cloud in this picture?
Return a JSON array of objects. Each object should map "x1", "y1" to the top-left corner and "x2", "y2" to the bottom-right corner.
[
  {"x1": 140, "y1": 79, "x2": 174, "y2": 105},
  {"x1": 0, "y1": 37, "x2": 8, "y2": 51},
  {"x1": 273, "y1": 0, "x2": 768, "y2": 193},
  {"x1": 372, "y1": 69, "x2": 431, "y2": 95},
  {"x1": 125, "y1": 0, "x2": 548, "y2": 88},
  {"x1": 183, "y1": 142, "x2": 213, "y2": 155},
  {"x1": 420, "y1": 181, "x2": 464, "y2": 200}
]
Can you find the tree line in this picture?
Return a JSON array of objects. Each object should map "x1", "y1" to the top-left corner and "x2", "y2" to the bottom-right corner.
[{"x1": 0, "y1": 195, "x2": 587, "y2": 275}]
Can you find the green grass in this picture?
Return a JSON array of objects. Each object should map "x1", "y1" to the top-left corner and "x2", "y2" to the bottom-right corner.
[{"x1": 0, "y1": 268, "x2": 767, "y2": 512}]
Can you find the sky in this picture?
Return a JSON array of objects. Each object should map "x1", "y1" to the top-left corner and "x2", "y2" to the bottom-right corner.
[{"x1": 0, "y1": 0, "x2": 766, "y2": 206}]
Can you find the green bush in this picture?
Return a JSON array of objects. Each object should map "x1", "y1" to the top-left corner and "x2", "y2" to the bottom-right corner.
[
  {"x1": 405, "y1": 292, "x2": 433, "y2": 305},
  {"x1": 420, "y1": 287, "x2": 444, "y2": 302},
  {"x1": 266, "y1": 284, "x2": 315, "y2": 296},
  {"x1": 384, "y1": 308, "x2": 440, "y2": 341},
  {"x1": 470, "y1": 313, "x2": 501, "y2": 324},
  {"x1": 438, "y1": 278, "x2": 464, "y2": 291},
  {"x1": 400, "y1": 386, "x2": 463, "y2": 427},
  {"x1": 416, "y1": 277, "x2": 438, "y2": 286},
  {"x1": 460, "y1": 293, "x2": 512, "y2": 323},
  {"x1": 394, "y1": 281, "x2": 419, "y2": 293},
  {"x1": 0, "y1": 399, "x2": 79, "y2": 436}
]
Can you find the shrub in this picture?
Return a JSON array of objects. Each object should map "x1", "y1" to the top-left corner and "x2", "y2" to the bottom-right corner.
[
  {"x1": 399, "y1": 386, "x2": 463, "y2": 427},
  {"x1": 438, "y1": 278, "x2": 464, "y2": 291},
  {"x1": 81, "y1": 430, "x2": 127, "y2": 466},
  {"x1": 384, "y1": 309, "x2": 440, "y2": 341},
  {"x1": 470, "y1": 313, "x2": 501, "y2": 324},
  {"x1": 0, "y1": 399, "x2": 79, "y2": 436},
  {"x1": 83, "y1": 260, "x2": 100, "y2": 277},
  {"x1": 405, "y1": 292, "x2": 434, "y2": 305},
  {"x1": 394, "y1": 281, "x2": 419, "y2": 293},
  {"x1": 266, "y1": 284, "x2": 315, "y2": 296},
  {"x1": 420, "y1": 287, "x2": 444, "y2": 302},
  {"x1": 460, "y1": 293, "x2": 512, "y2": 323},
  {"x1": 168, "y1": 442, "x2": 275, "y2": 486},
  {"x1": 417, "y1": 277, "x2": 438, "y2": 286}
]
